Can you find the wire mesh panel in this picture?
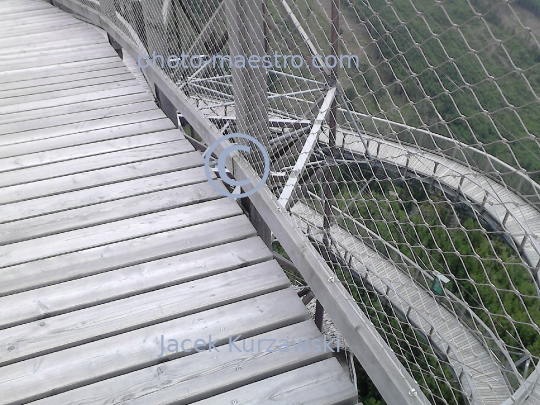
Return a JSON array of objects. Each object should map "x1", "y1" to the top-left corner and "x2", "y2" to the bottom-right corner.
[{"x1": 91, "y1": 0, "x2": 540, "y2": 403}]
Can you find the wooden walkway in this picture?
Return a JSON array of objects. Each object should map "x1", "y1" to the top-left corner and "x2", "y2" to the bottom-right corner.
[
  {"x1": 321, "y1": 129, "x2": 540, "y2": 284},
  {"x1": 291, "y1": 202, "x2": 513, "y2": 405},
  {"x1": 0, "y1": 1, "x2": 357, "y2": 404}
]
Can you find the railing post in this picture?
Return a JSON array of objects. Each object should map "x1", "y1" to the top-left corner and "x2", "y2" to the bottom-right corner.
[
  {"x1": 503, "y1": 209, "x2": 510, "y2": 227},
  {"x1": 322, "y1": 0, "x2": 340, "y2": 246},
  {"x1": 458, "y1": 174, "x2": 465, "y2": 195},
  {"x1": 315, "y1": 300, "x2": 324, "y2": 332},
  {"x1": 225, "y1": 0, "x2": 270, "y2": 155},
  {"x1": 482, "y1": 192, "x2": 488, "y2": 208},
  {"x1": 519, "y1": 235, "x2": 528, "y2": 253},
  {"x1": 225, "y1": 0, "x2": 272, "y2": 244},
  {"x1": 141, "y1": 0, "x2": 167, "y2": 63}
]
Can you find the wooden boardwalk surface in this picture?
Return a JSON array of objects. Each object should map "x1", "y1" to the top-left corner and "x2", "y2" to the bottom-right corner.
[
  {"x1": 292, "y1": 200, "x2": 540, "y2": 404},
  {"x1": 0, "y1": 1, "x2": 357, "y2": 404},
  {"x1": 291, "y1": 202, "x2": 513, "y2": 405}
]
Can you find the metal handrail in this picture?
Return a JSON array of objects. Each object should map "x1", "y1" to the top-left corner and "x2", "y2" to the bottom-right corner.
[
  {"x1": 341, "y1": 112, "x2": 540, "y2": 213},
  {"x1": 330, "y1": 203, "x2": 524, "y2": 384},
  {"x1": 338, "y1": 129, "x2": 540, "y2": 282},
  {"x1": 294, "y1": 210, "x2": 479, "y2": 404},
  {"x1": 303, "y1": 189, "x2": 523, "y2": 384},
  {"x1": 501, "y1": 361, "x2": 540, "y2": 405}
]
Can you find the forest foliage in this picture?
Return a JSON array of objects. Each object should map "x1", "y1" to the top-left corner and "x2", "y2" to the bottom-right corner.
[{"x1": 340, "y1": 0, "x2": 540, "y2": 183}]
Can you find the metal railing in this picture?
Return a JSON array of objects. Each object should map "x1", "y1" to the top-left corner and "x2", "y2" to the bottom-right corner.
[{"x1": 293, "y1": 210, "x2": 479, "y2": 404}]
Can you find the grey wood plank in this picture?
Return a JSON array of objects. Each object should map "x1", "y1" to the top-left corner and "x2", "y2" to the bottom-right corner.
[
  {"x1": 0, "y1": 0, "x2": 50, "y2": 8},
  {"x1": 0, "y1": 261, "x2": 290, "y2": 366},
  {"x1": 0, "y1": 45, "x2": 117, "y2": 73},
  {"x1": 29, "y1": 321, "x2": 327, "y2": 405},
  {"x1": 0, "y1": 102, "x2": 162, "y2": 139},
  {"x1": 0, "y1": 181, "x2": 222, "y2": 245},
  {"x1": 0, "y1": 237, "x2": 271, "y2": 328},
  {"x1": 0, "y1": 288, "x2": 308, "y2": 405},
  {"x1": 0, "y1": 66, "x2": 129, "y2": 91},
  {"x1": 0, "y1": 72, "x2": 137, "y2": 99},
  {"x1": 0, "y1": 139, "x2": 188, "y2": 188},
  {"x1": 0, "y1": 8, "x2": 62, "y2": 21},
  {"x1": 0, "y1": 14, "x2": 85, "y2": 30},
  {"x1": 0, "y1": 18, "x2": 81, "y2": 36},
  {"x1": 0, "y1": 42, "x2": 115, "y2": 64},
  {"x1": 0, "y1": 33, "x2": 107, "y2": 58},
  {"x1": 0, "y1": 22, "x2": 92, "y2": 42},
  {"x1": 0, "y1": 58, "x2": 122, "y2": 84},
  {"x1": 0, "y1": 198, "x2": 241, "y2": 268},
  {"x1": 0, "y1": 85, "x2": 146, "y2": 115},
  {"x1": 0, "y1": 0, "x2": 44, "y2": 5},
  {"x1": 191, "y1": 358, "x2": 356, "y2": 405},
  {"x1": 0, "y1": 152, "x2": 203, "y2": 205},
  {"x1": 0, "y1": 94, "x2": 155, "y2": 130},
  {"x1": 0, "y1": 215, "x2": 256, "y2": 296},
  {"x1": 0, "y1": 0, "x2": 54, "y2": 8},
  {"x1": 0, "y1": 129, "x2": 181, "y2": 173},
  {"x1": 0, "y1": 3, "x2": 60, "y2": 13},
  {"x1": 0, "y1": 77, "x2": 139, "y2": 107},
  {"x1": 0, "y1": 167, "x2": 209, "y2": 223}
]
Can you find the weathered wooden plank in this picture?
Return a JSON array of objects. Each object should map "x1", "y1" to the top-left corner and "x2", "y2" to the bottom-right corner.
[
  {"x1": 0, "y1": 261, "x2": 290, "y2": 366},
  {"x1": 0, "y1": 42, "x2": 116, "y2": 64},
  {"x1": 0, "y1": 45, "x2": 117, "y2": 73},
  {"x1": 0, "y1": 73, "x2": 137, "y2": 99},
  {"x1": 0, "y1": 181, "x2": 222, "y2": 245},
  {"x1": 0, "y1": 9, "x2": 63, "y2": 23},
  {"x1": 0, "y1": 18, "x2": 82, "y2": 36},
  {"x1": 0, "y1": 97, "x2": 156, "y2": 134},
  {"x1": 0, "y1": 100, "x2": 159, "y2": 137},
  {"x1": 0, "y1": 167, "x2": 209, "y2": 223},
  {"x1": 0, "y1": 215, "x2": 256, "y2": 296},
  {"x1": 0, "y1": 66, "x2": 129, "y2": 91},
  {"x1": 0, "y1": 152, "x2": 203, "y2": 205},
  {"x1": 0, "y1": 197, "x2": 241, "y2": 268},
  {"x1": 0, "y1": 58, "x2": 122, "y2": 84},
  {"x1": 0, "y1": 288, "x2": 308, "y2": 404},
  {"x1": 191, "y1": 358, "x2": 356, "y2": 405},
  {"x1": 0, "y1": 85, "x2": 145, "y2": 115},
  {"x1": 0, "y1": 14, "x2": 85, "y2": 30},
  {"x1": 29, "y1": 321, "x2": 328, "y2": 405},
  {"x1": 0, "y1": 139, "x2": 190, "y2": 188},
  {"x1": 0, "y1": 129, "x2": 181, "y2": 173},
  {"x1": 0, "y1": 2, "x2": 53, "y2": 15},
  {"x1": 0, "y1": 23, "x2": 94, "y2": 43},
  {"x1": 0, "y1": 236, "x2": 271, "y2": 329},
  {"x1": 0, "y1": 78, "x2": 139, "y2": 107}
]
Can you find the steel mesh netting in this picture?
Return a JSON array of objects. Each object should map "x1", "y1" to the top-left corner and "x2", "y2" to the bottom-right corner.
[
  {"x1": 72, "y1": 0, "x2": 100, "y2": 12},
  {"x1": 95, "y1": 0, "x2": 540, "y2": 403}
]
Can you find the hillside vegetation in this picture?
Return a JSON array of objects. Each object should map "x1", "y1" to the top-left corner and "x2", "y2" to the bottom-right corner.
[{"x1": 340, "y1": 0, "x2": 540, "y2": 182}]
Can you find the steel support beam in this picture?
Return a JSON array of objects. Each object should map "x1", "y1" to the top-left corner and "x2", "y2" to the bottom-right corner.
[
  {"x1": 323, "y1": 0, "x2": 340, "y2": 244},
  {"x1": 225, "y1": 0, "x2": 270, "y2": 156},
  {"x1": 277, "y1": 0, "x2": 332, "y2": 78},
  {"x1": 141, "y1": 0, "x2": 167, "y2": 61},
  {"x1": 279, "y1": 87, "x2": 336, "y2": 209}
]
